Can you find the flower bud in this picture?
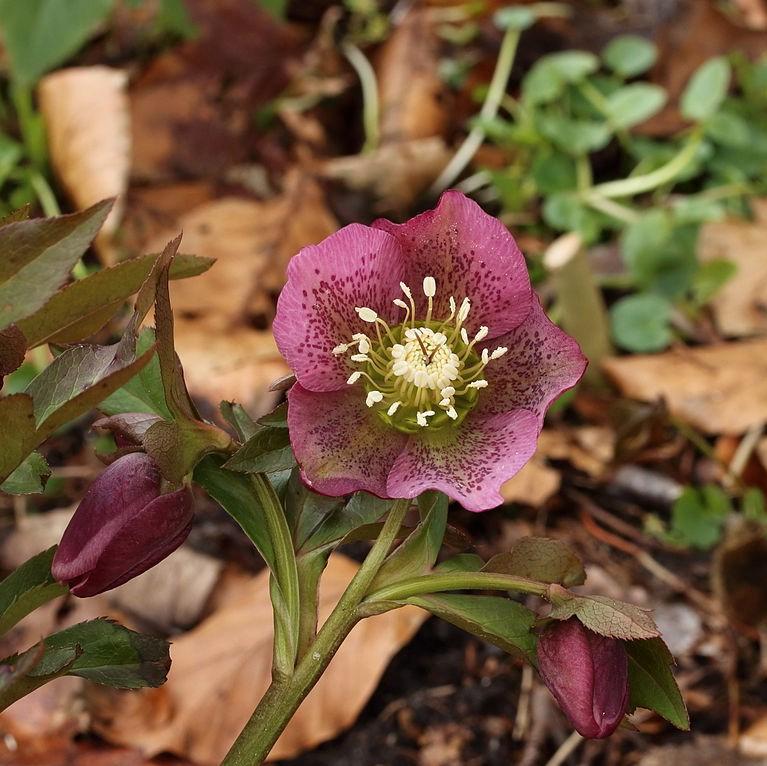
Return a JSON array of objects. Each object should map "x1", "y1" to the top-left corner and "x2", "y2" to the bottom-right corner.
[
  {"x1": 52, "y1": 453, "x2": 193, "y2": 597},
  {"x1": 537, "y1": 617, "x2": 629, "y2": 738}
]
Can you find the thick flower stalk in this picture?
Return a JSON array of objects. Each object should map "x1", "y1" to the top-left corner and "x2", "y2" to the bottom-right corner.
[
  {"x1": 537, "y1": 617, "x2": 629, "y2": 738},
  {"x1": 52, "y1": 452, "x2": 193, "y2": 597},
  {"x1": 273, "y1": 191, "x2": 586, "y2": 511}
]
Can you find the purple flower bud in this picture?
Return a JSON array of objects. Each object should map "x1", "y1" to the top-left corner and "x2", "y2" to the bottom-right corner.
[
  {"x1": 52, "y1": 453, "x2": 193, "y2": 597},
  {"x1": 537, "y1": 617, "x2": 629, "y2": 738}
]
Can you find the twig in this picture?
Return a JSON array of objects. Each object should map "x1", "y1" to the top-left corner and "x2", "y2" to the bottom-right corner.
[
  {"x1": 544, "y1": 730, "x2": 584, "y2": 766},
  {"x1": 429, "y1": 25, "x2": 521, "y2": 195},
  {"x1": 728, "y1": 422, "x2": 764, "y2": 480},
  {"x1": 512, "y1": 664, "x2": 534, "y2": 740},
  {"x1": 342, "y1": 43, "x2": 380, "y2": 153}
]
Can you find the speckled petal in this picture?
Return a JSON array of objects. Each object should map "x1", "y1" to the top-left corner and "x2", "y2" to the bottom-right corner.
[
  {"x1": 477, "y1": 296, "x2": 587, "y2": 419},
  {"x1": 373, "y1": 191, "x2": 533, "y2": 338},
  {"x1": 274, "y1": 224, "x2": 406, "y2": 392},
  {"x1": 386, "y1": 409, "x2": 541, "y2": 512},
  {"x1": 288, "y1": 382, "x2": 408, "y2": 498}
]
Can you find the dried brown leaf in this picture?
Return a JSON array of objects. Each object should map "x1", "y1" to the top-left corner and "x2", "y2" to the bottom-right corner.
[
  {"x1": 699, "y1": 215, "x2": 767, "y2": 337},
  {"x1": 38, "y1": 67, "x2": 130, "y2": 265},
  {"x1": 89, "y1": 554, "x2": 427, "y2": 764},
  {"x1": 602, "y1": 339, "x2": 767, "y2": 435},
  {"x1": 500, "y1": 457, "x2": 560, "y2": 507}
]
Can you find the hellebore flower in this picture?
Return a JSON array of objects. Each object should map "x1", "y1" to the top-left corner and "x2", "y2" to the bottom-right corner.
[
  {"x1": 273, "y1": 191, "x2": 586, "y2": 511},
  {"x1": 537, "y1": 617, "x2": 629, "y2": 738},
  {"x1": 52, "y1": 452, "x2": 193, "y2": 597}
]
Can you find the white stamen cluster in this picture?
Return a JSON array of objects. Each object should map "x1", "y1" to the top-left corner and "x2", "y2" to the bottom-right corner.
[{"x1": 336, "y1": 277, "x2": 508, "y2": 429}]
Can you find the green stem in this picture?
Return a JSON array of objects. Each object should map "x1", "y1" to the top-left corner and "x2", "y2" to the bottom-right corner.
[
  {"x1": 583, "y1": 130, "x2": 702, "y2": 200},
  {"x1": 222, "y1": 498, "x2": 411, "y2": 766},
  {"x1": 251, "y1": 474, "x2": 301, "y2": 680},
  {"x1": 29, "y1": 171, "x2": 60, "y2": 217},
  {"x1": 583, "y1": 193, "x2": 640, "y2": 223},
  {"x1": 342, "y1": 43, "x2": 380, "y2": 153},
  {"x1": 295, "y1": 553, "x2": 326, "y2": 661},
  {"x1": 429, "y1": 25, "x2": 521, "y2": 195},
  {"x1": 364, "y1": 570, "x2": 549, "y2": 603}
]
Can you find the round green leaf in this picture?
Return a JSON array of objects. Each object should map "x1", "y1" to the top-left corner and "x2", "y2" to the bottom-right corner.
[
  {"x1": 680, "y1": 56, "x2": 731, "y2": 122},
  {"x1": 494, "y1": 7, "x2": 535, "y2": 31},
  {"x1": 602, "y1": 35, "x2": 658, "y2": 78},
  {"x1": 606, "y1": 83, "x2": 667, "y2": 129},
  {"x1": 610, "y1": 293, "x2": 672, "y2": 352}
]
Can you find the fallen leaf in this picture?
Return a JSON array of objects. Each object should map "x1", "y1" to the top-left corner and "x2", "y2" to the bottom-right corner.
[
  {"x1": 500, "y1": 456, "x2": 560, "y2": 507},
  {"x1": 376, "y1": 6, "x2": 447, "y2": 143},
  {"x1": 741, "y1": 713, "x2": 767, "y2": 758},
  {"x1": 144, "y1": 174, "x2": 336, "y2": 412},
  {"x1": 89, "y1": 554, "x2": 427, "y2": 764},
  {"x1": 699, "y1": 215, "x2": 767, "y2": 337},
  {"x1": 602, "y1": 339, "x2": 767, "y2": 434},
  {"x1": 637, "y1": 736, "x2": 754, "y2": 766},
  {"x1": 129, "y1": 0, "x2": 300, "y2": 182},
  {"x1": 537, "y1": 426, "x2": 614, "y2": 478},
  {"x1": 322, "y1": 136, "x2": 450, "y2": 214},
  {"x1": 0, "y1": 740, "x2": 196, "y2": 766},
  {"x1": 733, "y1": 0, "x2": 767, "y2": 29},
  {"x1": 38, "y1": 67, "x2": 131, "y2": 264}
]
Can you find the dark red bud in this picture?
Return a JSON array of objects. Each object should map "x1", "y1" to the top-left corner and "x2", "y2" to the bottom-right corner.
[
  {"x1": 537, "y1": 617, "x2": 629, "y2": 738},
  {"x1": 52, "y1": 452, "x2": 193, "y2": 597}
]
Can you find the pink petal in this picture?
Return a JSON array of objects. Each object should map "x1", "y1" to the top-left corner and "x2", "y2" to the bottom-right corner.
[
  {"x1": 273, "y1": 224, "x2": 406, "y2": 392},
  {"x1": 373, "y1": 191, "x2": 533, "y2": 338},
  {"x1": 287, "y1": 382, "x2": 408, "y2": 498},
  {"x1": 386, "y1": 409, "x2": 541, "y2": 512},
  {"x1": 478, "y1": 296, "x2": 587, "y2": 419}
]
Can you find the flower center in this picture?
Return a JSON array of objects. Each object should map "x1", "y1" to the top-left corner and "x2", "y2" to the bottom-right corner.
[{"x1": 333, "y1": 277, "x2": 507, "y2": 433}]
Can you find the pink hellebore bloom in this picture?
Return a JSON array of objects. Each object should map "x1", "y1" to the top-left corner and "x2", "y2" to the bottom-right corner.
[
  {"x1": 273, "y1": 191, "x2": 586, "y2": 512},
  {"x1": 537, "y1": 617, "x2": 630, "y2": 738}
]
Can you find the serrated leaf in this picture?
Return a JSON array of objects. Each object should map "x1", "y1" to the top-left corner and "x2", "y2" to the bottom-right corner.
[
  {"x1": 370, "y1": 493, "x2": 447, "y2": 590},
  {"x1": 224, "y1": 426, "x2": 295, "y2": 474},
  {"x1": 484, "y1": 537, "x2": 586, "y2": 587},
  {"x1": 193, "y1": 454, "x2": 275, "y2": 569},
  {"x1": 17, "y1": 253, "x2": 213, "y2": 348},
  {"x1": 627, "y1": 637, "x2": 689, "y2": 730},
  {"x1": 0, "y1": 451, "x2": 50, "y2": 494},
  {"x1": 0, "y1": 0, "x2": 116, "y2": 86},
  {"x1": 549, "y1": 593, "x2": 660, "y2": 640},
  {"x1": 0, "y1": 201, "x2": 112, "y2": 330},
  {"x1": 99, "y1": 329, "x2": 172, "y2": 419},
  {"x1": 405, "y1": 593, "x2": 537, "y2": 660},
  {"x1": 681, "y1": 57, "x2": 731, "y2": 122},
  {"x1": 5, "y1": 618, "x2": 170, "y2": 699},
  {"x1": 0, "y1": 547, "x2": 66, "y2": 636}
]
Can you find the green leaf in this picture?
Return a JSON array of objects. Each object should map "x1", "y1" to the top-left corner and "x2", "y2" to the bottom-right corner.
[
  {"x1": 531, "y1": 152, "x2": 577, "y2": 194},
  {"x1": 17, "y1": 253, "x2": 213, "y2": 348},
  {"x1": 493, "y1": 7, "x2": 535, "y2": 31},
  {"x1": 0, "y1": 394, "x2": 39, "y2": 483},
  {"x1": 8, "y1": 618, "x2": 170, "y2": 689},
  {"x1": 681, "y1": 57, "x2": 731, "y2": 122},
  {"x1": 25, "y1": 342, "x2": 155, "y2": 433},
  {"x1": 484, "y1": 537, "x2": 586, "y2": 587},
  {"x1": 705, "y1": 110, "x2": 753, "y2": 148},
  {"x1": 301, "y1": 490, "x2": 393, "y2": 553},
  {"x1": 605, "y1": 84, "x2": 667, "y2": 129},
  {"x1": 0, "y1": 201, "x2": 112, "y2": 330},
  {"x1": 602, "y1": 35, "x2": 658, "y2": 78},
  {"x1": 549, "y1": 593, "x2": 660, "y2": 640},
  {"x1": 405, "y1": 593, "x2": 537, "y2": 661},
  {"x1": 193, "y1": 454, "x2": 276, "y2": 569},
  {"x1": 522, "y1": 51, "x2": 599, "y2": 105},
  {"x1": 0, "y1": 0, "x2": 116, "y2": 86},
  {"x1": 537, "y1": 114, "x2": 611, "y2": 156},
  {"x1": 0, "y1": 547, "x2": 66, "y2": 636},
  {"x1": 99, "y1": 330, "x2": 172, "y2": 419},
  {"x1": 220, "y1": 401, "x2": 260, "y2": 441},
  {"x1": 610, "y1": 293, "x2": 672, "y2": 353},
  {"x1": 627, "y1": 637, "x2": 689, "y2": 730},
  {"x1": 668, "y1": 485, "x2": 731, "y2": 550},
  {"x1": 435, "y1": 553, "x2": 485, "y2": 573},
  {"x1": 370, "y1": 493, "x2": 447, "y2": 590},
  {"x1": 542, "y1": 193, "x2": 604, "y2": 243},
  {"x1": 224, "y1": 426, "x2": 295, "y2": 474},
  {"x1": 282, "y1": 469, "x2": 344, "y2": 550},
  {"x1": 691, "y1": 258, "x2": 736, "y2": 306},
  {"x1": 256, "y1": 0, "x2": 287, "y2": 19},
  {"x1": 0, "y1": 451, "x2": 49, "y2": 494}
]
